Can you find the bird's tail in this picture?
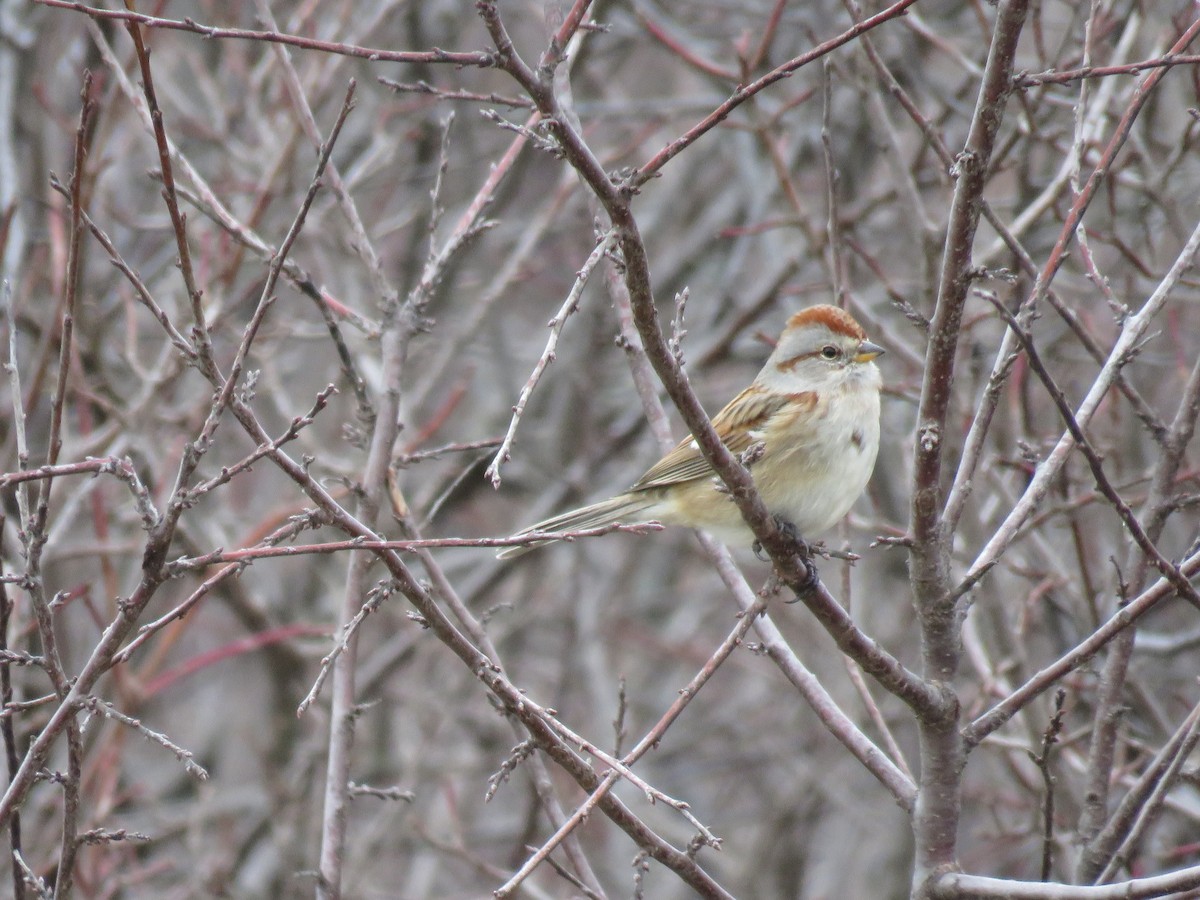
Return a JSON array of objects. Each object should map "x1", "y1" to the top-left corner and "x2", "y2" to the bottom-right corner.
[{"x1": 497, "y1": 494, "x2": 659, "y2": 559}]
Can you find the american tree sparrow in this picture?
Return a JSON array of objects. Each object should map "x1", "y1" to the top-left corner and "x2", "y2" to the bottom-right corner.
[{"x1": 498, "y1": 305, "x2": 884, "y2": 558}]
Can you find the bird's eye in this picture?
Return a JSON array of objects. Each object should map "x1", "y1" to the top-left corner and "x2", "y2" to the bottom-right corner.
[{"x1": 820, "y1": 345, "x2": 840, "y2": 360}]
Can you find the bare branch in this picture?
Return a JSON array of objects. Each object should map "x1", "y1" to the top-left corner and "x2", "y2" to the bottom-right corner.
[
  {"x1": 485, "y1": 229, "x2": 616, "y2": 486},
  {"x1": 33, "y1": 1, "x2": 496, "y2": 67}
]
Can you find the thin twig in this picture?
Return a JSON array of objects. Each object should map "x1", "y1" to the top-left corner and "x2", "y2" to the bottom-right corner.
[
  {"x1": 1015, "y1": 53, "x2": 1200, "y2": 87},
  {"x1": 497, "y1": 600, "x2": 763, "y2": 896},
  {"x1": 32, "y1": 73, "x2": 95, "y2": 900},
  {"x1": 114, "y1": 513, "x2": 324, "y2": 665},
  {"x1": 1092, "y1": 696, "x2": 1200, "y2": 883},
  {"x1": 1028, "y1": 688, "x2": 1067, "y2": 881},
  {"x1": 963, "y1": 546, "x2": 1200, "y2": 746},
  {"x1": 79, "y1": 697, "x2": 208, "y2": 780},
  {"x1": 379, "y1": 77, "x2": 534, "y2": 108},
  {"x1": 34, "y1": 1, "x2": 496, "y2": 66},
  {"x1": 633, "y1": 0, "x2": 921, "y2": 185},
  {"x1": 0, "y1": 520, "x2": 24, "y2": 900},
  {"x1": 963, "y1": 212, "x2": 1200, "y2": 591},
  {"x1": 166, "y1": 523, "x2": 666, "y2": 574},
  {"x1": 987, "y1": 297, "x2": 1200, "y2": 611},
  {"x1": 12, "y1": 850, "x2": 49, "y2": 900},
  {"x1": 485, "y1": 229, "x2": 616, "y2": 486}
]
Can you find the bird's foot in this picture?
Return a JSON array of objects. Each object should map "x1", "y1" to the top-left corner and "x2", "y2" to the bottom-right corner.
[
  {"x1": 752, "y1": 516, "x2": 810, "y2": 557},
  {"x1": 752, "y1": 517, "x2": 819, "y2": 595}
]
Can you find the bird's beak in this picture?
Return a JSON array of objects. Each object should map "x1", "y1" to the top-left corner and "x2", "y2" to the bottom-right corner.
[{"x1": 855, "y1": 340, "x2": 885, "y2": 363}]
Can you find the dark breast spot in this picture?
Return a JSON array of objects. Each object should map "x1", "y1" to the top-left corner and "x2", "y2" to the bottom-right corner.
[{"x1": 851, "y1": 429, "x2": 864, "y2": 450}]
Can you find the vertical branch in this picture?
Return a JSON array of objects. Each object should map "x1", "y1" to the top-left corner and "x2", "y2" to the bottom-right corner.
[
  {"x1": 253, "y1": 0, "x2": 395, "y2": 304},
  {"x1": 316, "y1": 101, "x2": 505, "y2": 898},
  {"x1": 122, "y1": 14, "x2": 217, "y2": 381},
  {"x1": 910, "y1": 0, "x2": 1029, "y2": 678},
  {"x1": 38, "y1": 72, "x2": 93, "y2": 500},
  {"x1": 21, "y1": 72, "x2": 95, "y2": 900},
  {"x1": 907, "y1": 1, "x2": 1029, "y2": 895},
  {"x1": 0, "y1": 520, "x2": 24, "y2": 900},
  {"x1": 315, "y1": 341, "x2": 403, "y2": 900},
  {"x1": 303, "y1": 106, "x2": 410, "y2": 900},
  {"x1": 1029, "y1": 688, "x2": 1066, "y2": 882}
]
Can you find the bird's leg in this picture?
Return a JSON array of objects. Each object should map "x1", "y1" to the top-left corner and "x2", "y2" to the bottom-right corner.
[
  {"x1": 753, "y1": 517, "x2": 820, "y2": 593},
  {"x1": 752, "y1": 516, "x2": 810, "y2": 558},
  {"x1": 770, "y1": 516, "x2": 809, "y2": 553}
]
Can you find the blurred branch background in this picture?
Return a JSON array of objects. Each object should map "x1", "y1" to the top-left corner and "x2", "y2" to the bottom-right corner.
[{"x1": 1, "y1": 1, "x2": 1199, "y2": 897}]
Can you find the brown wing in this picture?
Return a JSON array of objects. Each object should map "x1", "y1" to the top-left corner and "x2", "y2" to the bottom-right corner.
[{"x1": 630, "y1": 387, "x2": 813, "y2": 491}]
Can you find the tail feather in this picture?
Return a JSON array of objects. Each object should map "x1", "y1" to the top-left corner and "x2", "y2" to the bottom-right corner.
[{"x1": 497, "y1": 494, "x2": 659, "y2": 559}]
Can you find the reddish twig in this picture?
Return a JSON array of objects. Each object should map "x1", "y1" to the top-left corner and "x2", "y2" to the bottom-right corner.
[
  {"x1": 165, "y1": 523, "x2": 666, "y2": 573},
  {"x1": 1016, "y1": 54, "x2": 1200, "y2": 87},
  {"x1": 634, "y1": 0, "x2": 920, "y2": 185},
  {"x1": 35, "y1": 1, "x2": 496, "y2": 67},
  {"x1": 635, "y1": 8, "x2": 739, "y2": 80},
  {"x1": 140, "y1": 624, "x2": 329, "y2": 698}
]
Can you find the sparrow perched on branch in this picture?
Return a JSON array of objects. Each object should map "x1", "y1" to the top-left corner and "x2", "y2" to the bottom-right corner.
[{"x1": 498, "y1": 304, "x2": 884, "y2": 558}]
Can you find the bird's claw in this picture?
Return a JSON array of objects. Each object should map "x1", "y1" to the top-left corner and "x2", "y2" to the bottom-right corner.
[
  {"x1": 792, "y1": 555, "x2": 820, "y2": 598},
  {"x1": 753, "y1": 518, "x2": 820, "y2": 595},
  {"x1": 753, "y1": 517, "x2": 807, "y2": 557},
  {"x1": 771, "y1": 517, "x2": 810, "y2": 554}
]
